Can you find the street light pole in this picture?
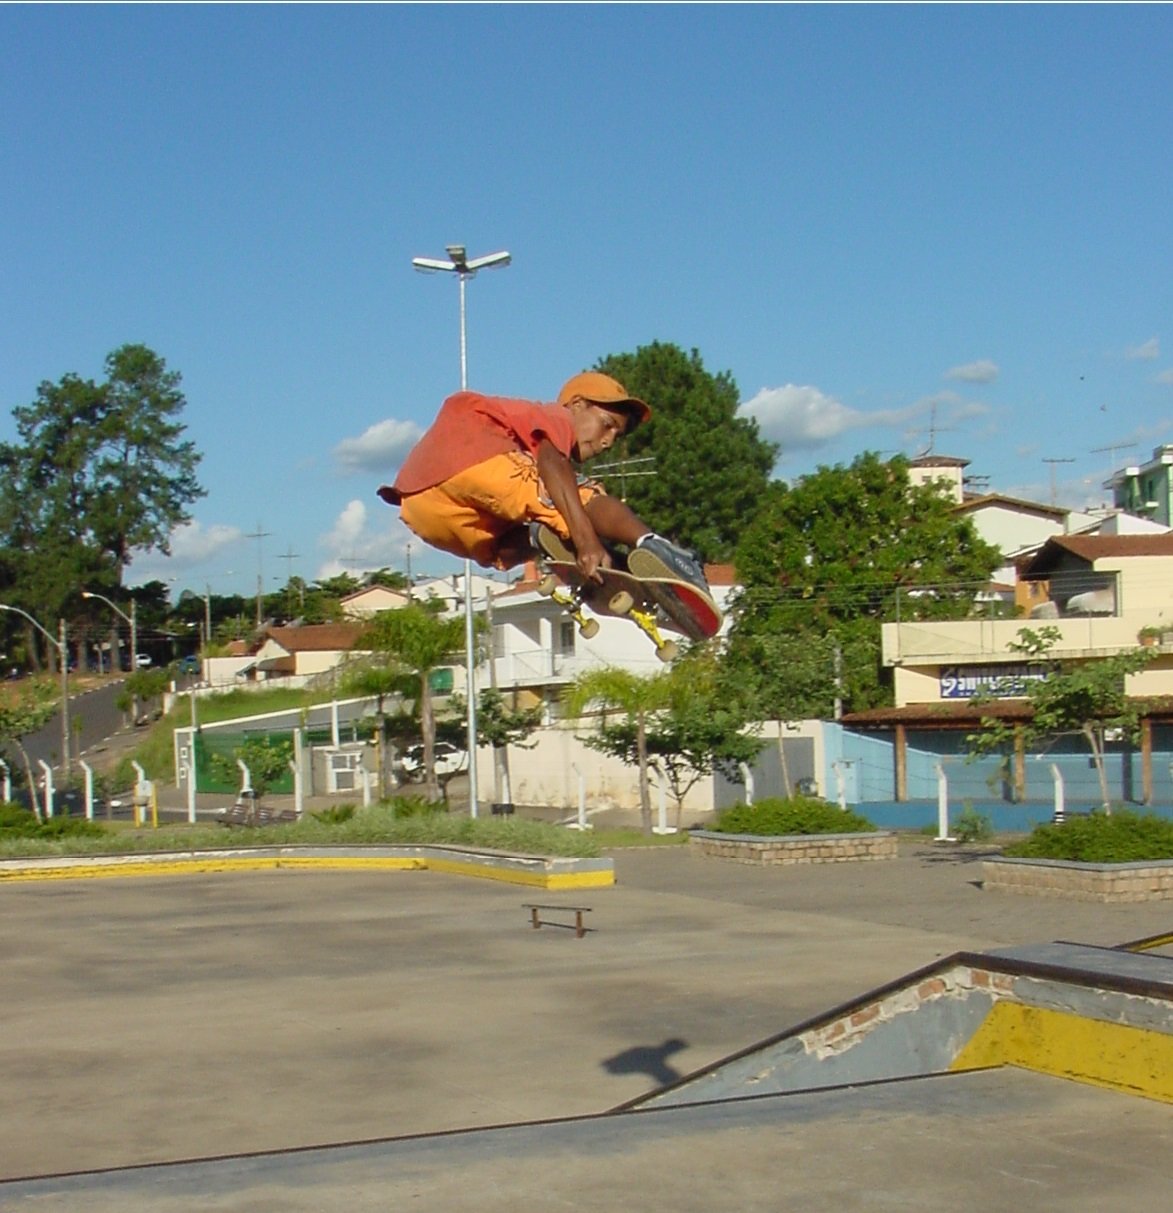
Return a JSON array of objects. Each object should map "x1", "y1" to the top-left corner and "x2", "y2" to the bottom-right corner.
[
  {"x1": 411, "y1": 244, "x2": 511, "y2": 818},
  {"x1": 0, "y1": 604, "x2": 70, "y2": 777},
  {"x1": 81, "y1": 590, "x2": 138, "y2": 719}
]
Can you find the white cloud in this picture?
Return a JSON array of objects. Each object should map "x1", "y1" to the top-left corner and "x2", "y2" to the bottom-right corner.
[
  {"x1": 738, "y1": 384, "x2": 869, "y2": 449},
  {"x1": 315, "y1": 498, "x2": 416, "y2": 582},
  {"x1": 1155, "y1": 368, "x2": 1173, "y2": 385},
  {"x1": 944, "y1": 359, "x2": 999, "y2": 385},
  {"x1": 125, "y1": 520, "x2": 244, "y2": 584},
  {"x1": 738, "y1": 384, "x2": 959, "y2": 454},
  {"x1": 1125, "y1": 337, "x2": 1160, "y2": 361},
  {"x1": 333, "y1": 418, "x2": 423, "y2": 475}
]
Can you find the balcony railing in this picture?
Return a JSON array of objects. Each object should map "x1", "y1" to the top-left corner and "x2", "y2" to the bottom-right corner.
[{"x1": 883, "y1": 615, "x2": 1149, "y2": 666}]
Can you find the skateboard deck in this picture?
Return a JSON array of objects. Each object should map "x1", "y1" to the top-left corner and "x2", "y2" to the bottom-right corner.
[{"x1": 538, "y1": 559, "x2": 722, "y2": 661}]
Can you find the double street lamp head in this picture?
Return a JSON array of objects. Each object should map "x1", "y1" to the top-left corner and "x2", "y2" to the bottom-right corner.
[{"x1": 412, "y1": 247, "x2": 511, "y2": 277}]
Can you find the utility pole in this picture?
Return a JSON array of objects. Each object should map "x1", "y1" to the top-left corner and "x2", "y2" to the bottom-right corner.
[
  {"x1": 277, "y1": 545, "x2": 301, "y2": 619},
  {"x1": 1042, "y1": 457, "x2": 1075, "y2": 506},
  {"x1": 245, "y1": 522, "x2": 272, "y2": 630}
]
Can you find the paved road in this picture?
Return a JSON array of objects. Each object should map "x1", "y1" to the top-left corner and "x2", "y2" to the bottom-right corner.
[{"x1": 2, "y1": 678, "x2": 127, "y2": 781}]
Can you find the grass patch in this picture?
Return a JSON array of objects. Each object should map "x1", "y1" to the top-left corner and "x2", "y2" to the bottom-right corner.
[
  {"x1": 710, "y1": 796, "x2": 877, "y2": 836},
  {"x1": 1001, "y1": 810, "x2": 1173, "y2": 863},
  {"x1": 0, "y1": 801, "x2": 603, "y2": 860}
]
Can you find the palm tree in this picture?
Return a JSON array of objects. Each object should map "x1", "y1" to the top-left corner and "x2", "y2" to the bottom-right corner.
[
  {"x1": 358, "y1": 603, "x2": 466, "y2": 801},
  {"x1": 566, "y1": 666, "x2": 672, "y2": 834}
]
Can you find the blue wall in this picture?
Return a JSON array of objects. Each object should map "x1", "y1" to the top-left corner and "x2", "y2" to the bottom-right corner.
[{"x1": 825, "y1": 722, "x2": 1173, "y2": 831}]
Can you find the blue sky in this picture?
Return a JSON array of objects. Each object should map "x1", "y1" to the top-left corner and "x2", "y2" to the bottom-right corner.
[{"x1": 3, "y1": 4, "x2": 1171, "y2": 600}]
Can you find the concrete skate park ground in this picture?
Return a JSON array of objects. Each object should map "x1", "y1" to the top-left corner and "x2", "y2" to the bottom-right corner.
[{"x1": 3, "y1": 837, "x2": 1172, "y2": 1184}]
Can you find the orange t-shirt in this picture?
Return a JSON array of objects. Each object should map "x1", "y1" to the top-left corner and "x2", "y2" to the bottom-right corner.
[{"x1": 388, "y1": 392, "x2": 576, "y2": 497}]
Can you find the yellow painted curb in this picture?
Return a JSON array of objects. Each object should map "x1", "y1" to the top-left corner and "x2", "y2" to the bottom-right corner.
[
  {"x1": 951, "y1": 1000, "x2": 1173, "y2": 1103},
  {"x1": 0, "y1": 850, "x2": 614, "y2": 889}
]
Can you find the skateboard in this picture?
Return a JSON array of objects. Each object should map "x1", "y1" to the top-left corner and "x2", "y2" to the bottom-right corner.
[{"x1": 537, "y1": 560, "x2": 722, "y2": 662}]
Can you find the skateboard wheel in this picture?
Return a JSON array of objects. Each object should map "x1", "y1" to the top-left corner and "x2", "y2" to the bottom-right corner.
[
  {"x1": 580, "y1": 618, "x2": 600, "y2": 639},
  {"x1": 655, "y1": 640, "x2": 679, "y2": 662},
  {"x1": 537, "y1": 574, "x2": 557, "y2": 596},
  {"x1": 608, "y1": 590, "x2": 634, "y2": 614}
]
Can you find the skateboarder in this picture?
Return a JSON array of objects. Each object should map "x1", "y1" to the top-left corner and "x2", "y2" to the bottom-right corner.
[{"x1": 378, "y1": 371, "x2": 712, "y2": 599}]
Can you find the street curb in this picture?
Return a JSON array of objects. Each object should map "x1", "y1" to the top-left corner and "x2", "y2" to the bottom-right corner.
[{"x1": 0, "y1": 845, "x2": 615, "y2": 890}]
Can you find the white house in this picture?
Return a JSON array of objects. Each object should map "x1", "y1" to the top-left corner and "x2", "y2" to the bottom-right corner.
[
  {"x1": 340, "y1": 585, "x2": 410, "y2": 618},
  {"x1": 484, "y1": 560, "x2": 739, "y2": 715}
]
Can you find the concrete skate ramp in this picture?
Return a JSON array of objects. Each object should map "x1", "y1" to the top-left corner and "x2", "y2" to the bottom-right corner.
[
  {"x1": 4, "y1": 937, "x2": 1171, "y2": 1211},
  {"x1": 2, "y1": 1070, "x2": 1171, "y2": 1212},
  {"x1": 625, "y1": 938, "x2": 1173, "y2": 1110}
]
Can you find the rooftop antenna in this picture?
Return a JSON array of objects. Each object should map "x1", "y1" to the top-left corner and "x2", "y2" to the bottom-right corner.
[
  {"x1": 1090, "y1": 441, "x2": 1138, "y2": 475},
  {"x1": 914, "y1": 399, "x2": 955, "y2": 458},
  {"x1": 1042, "y1": 457, "x2": 1075, "y2": 506},
  {"x1": 589, "y1": 455, "x2": 656, "y2": 501}
]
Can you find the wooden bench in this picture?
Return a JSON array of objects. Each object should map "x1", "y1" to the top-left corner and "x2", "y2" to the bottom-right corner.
[{"x1": 522, "y1": 903, "x2": 592, "y2": 938}]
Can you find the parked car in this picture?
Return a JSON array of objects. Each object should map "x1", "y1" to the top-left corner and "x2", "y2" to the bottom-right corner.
[
  {"x1": 135, "y1": 653, "x2": 152, "y2": 669},
  {"x1": 177, "y1": 655, "x2": 201, "y2": 675},
  {"x1": 398, "y1": 741, "x2": 467, "y2": 783}
]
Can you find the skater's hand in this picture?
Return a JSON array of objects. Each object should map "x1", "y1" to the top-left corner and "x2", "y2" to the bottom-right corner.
[{"x1": 574, "y1": 534, "x2": 611, "y2": 583}]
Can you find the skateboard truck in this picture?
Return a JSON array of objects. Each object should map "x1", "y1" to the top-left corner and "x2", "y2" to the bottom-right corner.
[{"x1": 537, "y1": 574, "x2": 679, "y2": 662}]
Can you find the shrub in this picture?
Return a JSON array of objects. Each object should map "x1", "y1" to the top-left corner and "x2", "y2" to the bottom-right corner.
[
  {"x1": 953, "y1": 804, "x2": 994, "y2": 844},
  {"x1": 312, "y1": 804, "x2": 357, "y2": 825},
  {"x1": 0, "y1": 803, "x2": 104, "y2": 840},
  {"x1": 711, "y1": 796, "x2": 876, "y2": 836},
  {"x1": 390, "y1": 794, "x2": 447, "y2": 820},
  {"x1": 1003, "y1": 810, "x2": 1173, "y2": 863}
]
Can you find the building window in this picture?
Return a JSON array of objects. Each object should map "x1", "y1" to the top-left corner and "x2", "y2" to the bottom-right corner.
[{"x1": 559, "y1": 620, "x2": 576, "y2": 654}]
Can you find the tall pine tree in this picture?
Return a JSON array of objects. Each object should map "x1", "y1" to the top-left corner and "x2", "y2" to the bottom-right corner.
[{"x1": 590, "y1": 342, "x2": 777, "y2": 563}]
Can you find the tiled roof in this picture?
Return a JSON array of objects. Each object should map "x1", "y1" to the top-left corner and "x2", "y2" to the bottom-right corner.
[
  {"x1": 1023, "y1": 532, "x2": 1173, "y2": 576},
  {"x1": 955, "y1": 493, "x2": 1067, "y2": 519},
  {"x1": 261, "y1": 623, "x2": 366, "y2": 652}
]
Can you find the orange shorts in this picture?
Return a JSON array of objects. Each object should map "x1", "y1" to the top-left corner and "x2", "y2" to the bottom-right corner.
[{"x1": 398, "y1": 451, "x2": 605, "y2": 570}]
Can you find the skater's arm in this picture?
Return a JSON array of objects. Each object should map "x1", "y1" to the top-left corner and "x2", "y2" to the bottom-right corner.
[{"x1": 536, "y1": 439, "x2": 610, "y2": 581}]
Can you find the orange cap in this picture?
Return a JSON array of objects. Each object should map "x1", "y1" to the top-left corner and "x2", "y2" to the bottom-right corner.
[{"x1": 556, "y1": 371, "x2": 652, "y2": 428}]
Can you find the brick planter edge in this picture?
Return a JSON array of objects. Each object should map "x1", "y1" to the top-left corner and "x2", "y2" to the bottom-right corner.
[
  {"x1": 982, "y1": 855, "x2": 1173, "y2": 902},
  {"x1": 689, "y1": 829, "x2": 898, "y2": 865}
]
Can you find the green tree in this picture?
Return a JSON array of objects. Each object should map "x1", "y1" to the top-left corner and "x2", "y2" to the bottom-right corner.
[
  {"x1": 338, "y1": 662, "x2": 414, "y2": 796},
  {"x1": 449, "y1": 687, "x2": 543, "y2": 806},
  {"x1": 729, "y1": 453, "x2": 1002, "y2": 713},
  {"x1": 0, "y1": 346, "x2": 204, "y2": 643},
  {"x1": 0, "y1": 681, "x2": 59, "y2": 821},
  {"x1": 577, "y1": 652, "x2": 761, "y2": 827},
  {"x1": 966, "y1": 626, "x2": 1157, "y2": 812},
  {"x1": 357, "y1": 603, "x2": 466, "y2": 800},
  {"x1": 210, "y1": 735, "x2": 295, "y2": 806},
  {"x1": 0, "y1": 373, "x2": 108, "y2": 668},
  {"x1": 566, "y1": 665, "x2": 677, "y2": 834},
  {"x1": 313, "y1": 573, "x2": 362, "y2": 599},
  {"x1": 87, "y1": 344, "x2": 205, "y2": 577},
  {"x1": 365, "y1": 568, "x2": 410, "y2": 591},
  {"x1": 591, "y1": 342, "x2": 777, "y2": 563},
  {"x1": 115, "y1": 667, "x2": 171, "y2": 724}
]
